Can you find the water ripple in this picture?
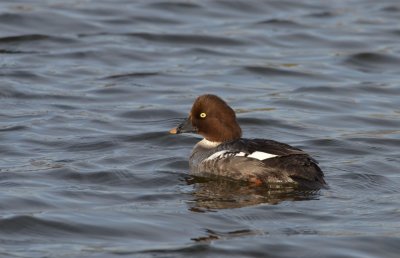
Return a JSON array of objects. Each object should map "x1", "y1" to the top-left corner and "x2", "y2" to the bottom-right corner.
[{"x1": 344, "y1": 52, "x2": 400, "y2": 73}]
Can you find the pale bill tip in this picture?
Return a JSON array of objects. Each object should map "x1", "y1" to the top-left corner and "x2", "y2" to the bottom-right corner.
[{"x1": 169, "y1": 128, "x2": 178, "y2": 134}]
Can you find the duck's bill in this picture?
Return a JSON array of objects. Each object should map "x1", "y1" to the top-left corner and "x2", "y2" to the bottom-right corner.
[
  {"x1": 169, "y1": 118, "x2": 197, "y2": 134},
  {"x1": 169, "y1": 127, "x2": 178, "y2": 134}
]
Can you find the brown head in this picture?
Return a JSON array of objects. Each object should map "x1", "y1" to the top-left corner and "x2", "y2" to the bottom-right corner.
[{"x1": 169, "y1": 94, "x2": 242, "y2": 142}]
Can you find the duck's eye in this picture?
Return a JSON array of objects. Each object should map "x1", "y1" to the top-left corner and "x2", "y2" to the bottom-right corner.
[{"x1": 200, "y1": 112, "x2": 207, "y2": 118}]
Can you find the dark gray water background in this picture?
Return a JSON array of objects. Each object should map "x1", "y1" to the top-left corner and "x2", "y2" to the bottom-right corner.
[{"x1": 1, "y1": 0, "x2": 400, "y2": 257}]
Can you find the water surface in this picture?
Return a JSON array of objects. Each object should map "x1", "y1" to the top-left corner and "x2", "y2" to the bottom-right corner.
[{"x1": 1, "y1": 0, "x2": 400, "y2": 257}]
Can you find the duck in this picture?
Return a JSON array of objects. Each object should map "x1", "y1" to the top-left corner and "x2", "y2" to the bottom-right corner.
[{"x1": 169, "y1": 94, "x2": 326, "y2": 189}]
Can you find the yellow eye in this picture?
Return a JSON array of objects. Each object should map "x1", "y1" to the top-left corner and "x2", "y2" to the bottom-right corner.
[{"x1": 200, "y1": 112, "x2": 206, "y2": 118}]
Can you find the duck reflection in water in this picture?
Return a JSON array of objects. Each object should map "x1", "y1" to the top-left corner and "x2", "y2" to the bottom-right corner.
[{"x1": 186, "y1": 176, "x2": 321, "y2": 210}]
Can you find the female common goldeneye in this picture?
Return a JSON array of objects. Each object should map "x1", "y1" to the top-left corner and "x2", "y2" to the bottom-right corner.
[{"x1": 170, "y1": 94, "x2": 326, "y2": 189}]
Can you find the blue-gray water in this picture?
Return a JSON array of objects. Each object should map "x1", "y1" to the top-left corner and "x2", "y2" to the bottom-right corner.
[{"x1": 1, "y1": 1, "x2": 400, "y2": 257}]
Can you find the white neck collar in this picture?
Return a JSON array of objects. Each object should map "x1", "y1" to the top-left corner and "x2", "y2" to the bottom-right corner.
[{"x1": 198, "y1": 138, "x2": 221, "y2": 148}]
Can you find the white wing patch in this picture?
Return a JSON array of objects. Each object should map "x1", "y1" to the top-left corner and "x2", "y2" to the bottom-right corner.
[
  {"x1": 205, "y1": 150, "x2": 228, "y2": 161},
  {"x1": 235, "y1": 152, "x2": 247, "y2": 157},
  {"x1": 205, "y1": 150, "x2": 277, "y2": 161},
  {"x1": 247, "y1": 151, "x2": 277, "y2": 160}
]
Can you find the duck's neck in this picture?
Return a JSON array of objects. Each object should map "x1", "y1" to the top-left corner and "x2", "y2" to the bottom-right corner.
[{"x1": 197, "y1": 138, "x2": 222, "y2": 149}]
